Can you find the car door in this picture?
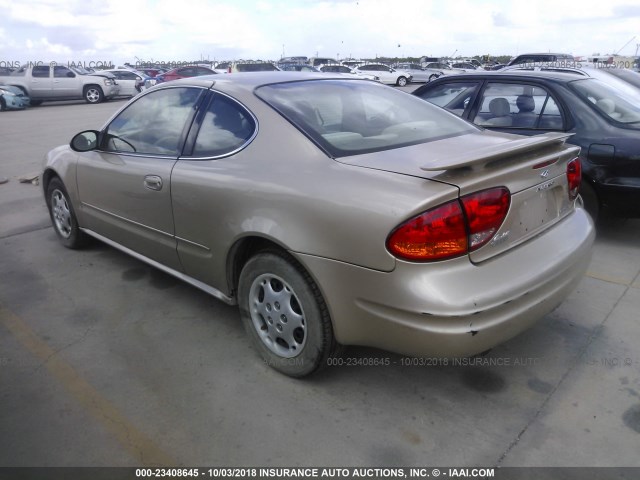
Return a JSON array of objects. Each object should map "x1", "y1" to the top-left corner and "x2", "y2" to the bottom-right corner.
[
  {"x1": 170, "y1": 92, "x2": 258, "y2": 291},
  {"x1": 76, "y1": 86, "x2": 207, "y2": 270},
  {"x1": 469, "y1": 81, "x2": 567, "y2": 134},
  {"x1": 114, "y1": 71, "x2": 137, "y2": 96},
  {"x1": 52, "y1": 66, "x2": 80, "y2": 98},
  {"x1": 29, "y1": 65, "x2": 53, "y2": 97}
]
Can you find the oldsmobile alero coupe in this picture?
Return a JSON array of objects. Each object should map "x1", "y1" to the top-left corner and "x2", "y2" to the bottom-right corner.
[{"x1": 42, "y1": 72, "x2": 594, "y2": 376}]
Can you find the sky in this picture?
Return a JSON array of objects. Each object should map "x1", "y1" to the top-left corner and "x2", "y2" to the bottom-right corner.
[{"x1": 0, "y1": 0, "x2": 639, "y2": 67}]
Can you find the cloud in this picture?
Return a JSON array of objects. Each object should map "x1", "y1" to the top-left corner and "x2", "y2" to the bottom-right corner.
[
  {"x1": 0, "y1": 0, "x2": 638, "y2": 64},
  {"x1": 492, "y1": 12, "x2": 512, "y2": 27}
]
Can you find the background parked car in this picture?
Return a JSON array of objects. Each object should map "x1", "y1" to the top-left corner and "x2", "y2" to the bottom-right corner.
[
  {"x1": 102, "y1": 69, "x2": 151, "y2": 96},
  {"x1": 423, "y1": 62, "x2": 467, "y2": 75},
  {"x1": 353, "y1": 63, "x2": 412, "y2": 86},
  {"x1": 500, "y1": 64, "x2": 640, "y2": 103},
  {"x1": 450, "y1": 62, "x2": 479, "y2": 72},
  {"x1": 507, "y1": 53, "x2": 575, "y2": 66},
  {"x1": 227, "y1": 61, "x2": 280, "y2": 73},
  {"x1": 413, "y1": 70, "x2": 640, "y2": 219},
  {"x1": 0, "y1": 83, "x2": 30, "y2": 110},
  {"x1": 318, "y1": 64, "x2": 379, "y2": 81},
  {"x1": 278, "y1": 64, "x2": 319, "y2": 72},
  {"x1": 154, "y1": 65, "x2": 216, "y2": 84},
  {"x1": 395, "y1": 63, "x2": 442, "y2": 82},
  {"x1": 137, "y1": 68, "x2": 167, "y2": 78}
]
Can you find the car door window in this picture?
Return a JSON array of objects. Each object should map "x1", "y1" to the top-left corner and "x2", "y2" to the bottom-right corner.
[
  {"x1": 103, "y1": 87, "x2": 203, "y2": 156},
  {"x1": 32, "y1": 66, "x2": 50, "y2": 78},
  {"x1": 53, "y1": 66, "x2": 75, "y2": 78},
  {"x1": 191, "y1": 94, "x2": 256, "y2": 157},
  {"x1": 416, "y1": 81, "x2": 480, "y2": 116},
  {"x1": 473, "y1": 83, "x2": 564, "y2": 130}
]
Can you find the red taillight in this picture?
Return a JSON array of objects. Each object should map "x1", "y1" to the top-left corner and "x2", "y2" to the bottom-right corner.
[
  {"x1": 461, "y1": 187, "x2": 511, "y2": 252},
  {"x1": 387, "y1": 187, "x2": 510, "y2": 261},
  {"x1": 567, "y1": 157, "x2": 581, "y2": 201}
]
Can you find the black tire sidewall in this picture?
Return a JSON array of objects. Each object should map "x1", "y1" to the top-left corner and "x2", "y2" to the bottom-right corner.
[{"x1": 238, "y1": 252, "x2": 332, "y2": 377}]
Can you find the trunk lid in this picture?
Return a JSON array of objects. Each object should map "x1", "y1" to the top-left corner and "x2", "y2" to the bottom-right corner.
[{"x1": 337, "y1": 130, "x2": 580, "y2": 263}]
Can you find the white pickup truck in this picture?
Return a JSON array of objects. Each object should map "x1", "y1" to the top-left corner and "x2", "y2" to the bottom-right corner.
[{"x1": 0, "y1": 64, "x2": 120, "y2": 105}]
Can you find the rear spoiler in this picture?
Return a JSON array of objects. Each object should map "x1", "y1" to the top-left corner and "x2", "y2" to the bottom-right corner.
[{"x1": 421, "y1": 132, "x2": 575, "y2": 171}]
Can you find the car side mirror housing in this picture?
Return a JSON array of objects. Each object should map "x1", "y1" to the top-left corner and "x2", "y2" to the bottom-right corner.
[{"x1": 70, "y1": 130, "x2": 99, "y2": 152}]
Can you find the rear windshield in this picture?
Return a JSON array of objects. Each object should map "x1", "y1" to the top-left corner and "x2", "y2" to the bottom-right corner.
[
  {"x1": 570, "y1": 78, "x2": 640, "y2": 126},
  {"x1": 255, "y1": 79, "x2": 476, "y2": 157}
]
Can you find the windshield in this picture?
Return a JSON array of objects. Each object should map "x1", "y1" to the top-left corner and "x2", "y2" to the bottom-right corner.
[
  {"x1": 570, "y1": 78, "x2": 640, "y2": 126},
  {"x1": 256, "y1": 79, "x2": 476, "y2": 157}
]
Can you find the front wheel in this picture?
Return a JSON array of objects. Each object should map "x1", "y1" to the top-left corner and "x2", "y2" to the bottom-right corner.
[
  {"x1": 396, "y1": 76, "x2": 408, "y2": 87},
  {"x1": 84, "y1": 86, "x2": 104, "y2": 104},
  {"x1": 238, "y1": 251, "x2": 340, "y2": 377},
  {"x1": 46, "y1": 178, "x2": 87, "y2": 248}
]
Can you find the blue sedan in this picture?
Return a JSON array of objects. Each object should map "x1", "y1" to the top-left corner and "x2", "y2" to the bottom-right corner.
[{"x1": 0, "y1": 84, "x2": 30, "y2": 111}]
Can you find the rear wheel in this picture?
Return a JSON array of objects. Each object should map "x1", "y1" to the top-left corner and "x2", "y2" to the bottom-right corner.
[
  {"x1": 46, "y1": 178, "x2": 87, "y2": 248},
  {"x1": 84, "y1": 86, "x2": 104, "y2": 104},
  {"x1": 0, "y1": 98, "x2": 5, "y2": 111},
  {"x1": 238, "y1": 251, "x2": 340, "y2": 377}
]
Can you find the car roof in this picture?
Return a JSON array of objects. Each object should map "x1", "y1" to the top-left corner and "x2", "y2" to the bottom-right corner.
[
  {"x1": 429, "y1": 70, "x2": 585, "y2": 83},
  {"x1": 157, "y1": 71, "x2": 355, "y2": 89}
]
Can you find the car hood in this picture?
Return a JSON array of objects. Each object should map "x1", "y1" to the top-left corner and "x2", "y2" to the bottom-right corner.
[{"x1": 0, "y1": 84, "x2": 24, "y2": 95}]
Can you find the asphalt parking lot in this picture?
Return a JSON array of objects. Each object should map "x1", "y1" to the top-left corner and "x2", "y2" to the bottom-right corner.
[{"x1": 1, "y1": 92, "x2": 639, "y2": 471}]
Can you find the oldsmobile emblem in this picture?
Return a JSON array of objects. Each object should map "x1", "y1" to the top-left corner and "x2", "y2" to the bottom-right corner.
[{"x1": 540, "y1": 169, "x2": 550, "y2": 178}]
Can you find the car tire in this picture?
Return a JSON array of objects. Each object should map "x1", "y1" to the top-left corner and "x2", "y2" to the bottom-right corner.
[
  {"x1": 396, "y1": 76, "x2": 408, "y2": 87},
  {"x1": 84, "y1": 85, "x2": 104, "y2": 104},
  {"x1": 0, "y1": 97, "x2": 5, "y2": 111},
  {"x1": 238, "y1": 250, "x2": 340, "y2": 377},
  {"x1": 579, "y1": 181, "x2": 599, "y2": 222},
  {"x1": 30, "y1": 100, "x2": 43, "y2": 106},
  {"x1": 46, "y1": 178, "x2": 88, "y2": 249}
]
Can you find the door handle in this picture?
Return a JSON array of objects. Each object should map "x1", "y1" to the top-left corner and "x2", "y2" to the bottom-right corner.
[{"x1": 144, "y1": 175, "x2": 163, "y2": 191}]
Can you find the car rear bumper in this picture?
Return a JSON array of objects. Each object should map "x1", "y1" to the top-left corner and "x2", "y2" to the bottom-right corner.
[{"x1": 294, "y1": 207, "x2": 594, "y2": 357}]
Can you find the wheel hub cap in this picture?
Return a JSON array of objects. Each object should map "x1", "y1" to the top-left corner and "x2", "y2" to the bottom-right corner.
[{"x1": 249, "y1": 273, "x2": 306, "y2": 358}]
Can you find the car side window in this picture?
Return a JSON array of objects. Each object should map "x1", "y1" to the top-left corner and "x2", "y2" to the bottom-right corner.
[
  {"x1": 191, "y1": 94, "x2": 256, "y2": 157},
  {"x1": 32, "y1": 66, "x2": 50, "y2": 78},
  {"x1": 53, "y1": 66, "x2": 75, "y2": 78},
  {"x1": 473, "y1": 83, "x2": 564, "y2": 130},
  {"x1": 416, "y1": 81, "x2": 480, "y2": 117},
  {"x1": 103, "y1": 87, "x2": 203, "y2": 156}
]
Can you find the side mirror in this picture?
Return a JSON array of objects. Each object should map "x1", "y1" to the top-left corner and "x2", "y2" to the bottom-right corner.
[{"x1": 70, "y1": 130, "x2": 99, "y2": 152}]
